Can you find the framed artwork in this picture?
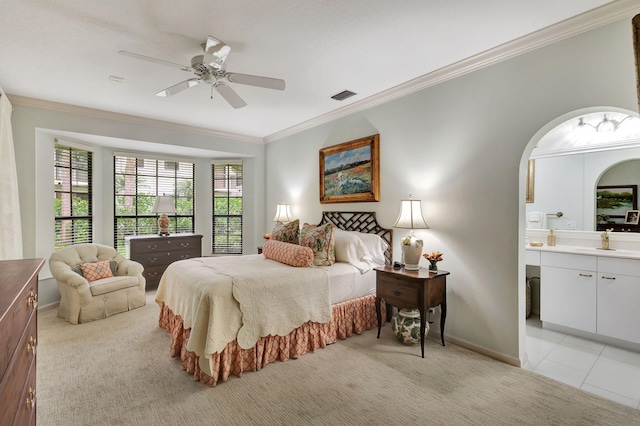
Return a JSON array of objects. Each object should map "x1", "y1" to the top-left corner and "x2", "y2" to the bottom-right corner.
[
  {"x1": 625, "y1": 210, "x2": 640, "y2": 225},
  {"x1": 596, "y1": 185, "x2": 638, "y2": 223},
  {"x1": 319, "y1": 134, "x2": 380, "y2": 204},
  {"x1": 526, "y1": 159, "x2": 534, "y2": 203}
]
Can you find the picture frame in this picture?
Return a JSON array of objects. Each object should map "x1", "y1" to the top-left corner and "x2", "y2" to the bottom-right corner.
[
  {"x1": 596, "y1": 185, "x2": 638, "y2": 223},
  {"x1": 625, "y1": 210, "x2": 640, "y2": 225},
  {"x1": 526, "y1": 159, "x2": 534, "y2": 203},
  {"x1": 319, "y1": 134, "x2": 380, "y2": 204}
]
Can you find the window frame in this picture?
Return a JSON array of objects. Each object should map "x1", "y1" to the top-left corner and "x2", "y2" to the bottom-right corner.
[
  {"x1": 114, "y1": 153, "x2": 195, "y2": 255},
  {"x1": 54, "y1": 142, "x2": 93, "y2": 249},
  {"x1": 212, "y1": 161, "x2": 243, "y2": 255}
]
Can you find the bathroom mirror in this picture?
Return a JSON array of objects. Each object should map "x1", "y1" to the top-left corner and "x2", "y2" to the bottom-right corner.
[{"x1": 526, "y1": 110, "x2": 640, "y2": 232}]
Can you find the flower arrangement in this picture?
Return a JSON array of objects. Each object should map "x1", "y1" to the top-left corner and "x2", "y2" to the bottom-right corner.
[
  {"x1": 263, "y1": 233, "x2": 272, "y2": 240},
  {"x1": 401, "y1": 236, "x2": 413, "y2": 245},
  {"x1": 423, "y1": 251, "x2": 443, "y2": 271}
]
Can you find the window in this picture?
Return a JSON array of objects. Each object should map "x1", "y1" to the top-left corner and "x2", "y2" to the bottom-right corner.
[
  {"x1": 114, "y1": 155, "x2": 195, "y2": 255},
  {"x1": 212, "y1": 162, "x2": 243, "y2": 254},
  {"x1": 54, "y1": 143, "x2": 93, "y2": 249}
]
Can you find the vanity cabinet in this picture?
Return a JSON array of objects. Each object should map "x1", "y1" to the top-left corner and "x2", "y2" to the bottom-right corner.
[
  {"x1": 597, "y1": 257, "x2": 640, "y2": 344},
  {"x1": 540, "y1": 252, "x2": 597, "y2": 333}
]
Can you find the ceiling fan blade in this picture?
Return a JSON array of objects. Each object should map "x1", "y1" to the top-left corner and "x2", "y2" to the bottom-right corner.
[
  {"x1": 214, "y1": 82, "x2": 247, "y2": 109},
  {"x1": 118, "y1": 50, "x2": 192, "y2": 72},
  {"x1": 156, "y1": 78, "x2": 200, "y2": 97},
  {"x1": 226, "y1": 72, "x2": 285, "y2": 90},
  {"x1": 203, "y1": 36, "x2": 231, "y2": 69}
]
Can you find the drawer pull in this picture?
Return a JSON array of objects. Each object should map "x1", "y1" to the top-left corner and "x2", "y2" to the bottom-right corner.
[
  {"x1": 27, "y1": 291, "x2": 38, "y2": 309},
  {"x1": 601, "y1": 276, "x2": 616, "y2": 280},
  {"x1": 148, "y1": 272, "x2": 159, "y2": 277},
  {"x1": 25, "y1": 388, "x2": 35, "y2": 408},
  {"x1": 181, "y1": 254, "x2": 191, "y2": 259},
  {"x1": 180, "y1": 242, "x2": 190, "y2": 247},
  {"x1": 27, "y1": 336, "x2": 37, "y2": 354},
  {"x1": 148, "y1": 257, "x2": 158, "y2": 263},
  {"x1": 579, "y1": 274, "x2": 592, "y2": 277},
  {"x1": 147, "y1": 244, "x2": 158, "y2": 249},
  {"x1": 393, "y1": 291, "x2": 401, "y2": 296}
]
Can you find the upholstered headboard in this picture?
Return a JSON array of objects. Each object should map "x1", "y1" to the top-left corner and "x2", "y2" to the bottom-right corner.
[{"x1": 319, "y1": 211, "x2": 393, "y2": 265}]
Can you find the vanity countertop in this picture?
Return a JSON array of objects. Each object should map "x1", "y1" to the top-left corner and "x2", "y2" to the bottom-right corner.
[{"x1": 526, "y1": 244, "x2": 640, "y2": 260}]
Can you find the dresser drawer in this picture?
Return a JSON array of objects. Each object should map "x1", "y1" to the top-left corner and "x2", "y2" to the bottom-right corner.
[
  {"x1": 13, "y1": 360, "x2": 36, "y2": 426},
  {"x1": 377, "y1": 276, "x2": 419, "y2": 307},
  {"x1": 0, "y1": 279, "x2": 37, "y2": 383},
  {"x1": 0, "y1": 312, "x2": 36, "y2": 422}
]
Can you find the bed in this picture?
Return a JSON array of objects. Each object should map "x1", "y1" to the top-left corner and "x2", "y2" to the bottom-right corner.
[{"x1": 155, "y1": 211, "x2": 392, "y2": 386}]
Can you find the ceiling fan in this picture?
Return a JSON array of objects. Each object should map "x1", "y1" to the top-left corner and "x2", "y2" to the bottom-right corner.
[{"x1": 119, "y1": 36, "x2": 285, "y2": 109}]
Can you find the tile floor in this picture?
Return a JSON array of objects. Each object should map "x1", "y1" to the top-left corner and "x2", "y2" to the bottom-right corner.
[{"x1": 525, "y1": 315, "x2": 640, "y2": 409}]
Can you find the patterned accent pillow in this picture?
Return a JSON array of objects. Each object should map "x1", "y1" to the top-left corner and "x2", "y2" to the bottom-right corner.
[
  {"x1": 300, "y1": 222, "x2": 335, "y2": 266},
  {"x1": 271, "y1": 219, "x2": 300, "y2": 244},
  {"x1": 262, "y1": 239, "x2": 314, "y2": 267},
  {"x1": 74, "y1": 261, "x2": 116, "y2": 277},
  {"x1": 79, "y1": 260, "x2": 114, "y2": 282}
]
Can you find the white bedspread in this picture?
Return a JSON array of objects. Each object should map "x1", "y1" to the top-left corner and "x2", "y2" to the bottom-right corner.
[{"x1": 155, "y1": 255, "x2": 330, "y2": 375}]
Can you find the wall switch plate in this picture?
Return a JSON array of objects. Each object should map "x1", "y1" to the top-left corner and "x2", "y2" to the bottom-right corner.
[{"x1": 566, "y1": 220, "x2": 577, "y2": 230}]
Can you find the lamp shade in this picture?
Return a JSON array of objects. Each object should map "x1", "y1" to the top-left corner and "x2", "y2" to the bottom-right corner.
[
  {"x1": 152, "y1": 196, "x2": 176, "y2": 214},
  {"x1": 393, "y1": 197, "x2": 429, "y2": 229},
  {"x1": 273, "y1": 204, "x2": 293, "y2": 222}
]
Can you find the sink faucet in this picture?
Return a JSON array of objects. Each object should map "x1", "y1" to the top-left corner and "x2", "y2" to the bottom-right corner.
[{"x1": 601, "y1": 228, "x2": 613, "y2": 250}]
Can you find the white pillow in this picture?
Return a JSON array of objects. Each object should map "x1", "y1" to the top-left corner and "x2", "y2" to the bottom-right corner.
[
  {"x1": 352, "y1": 231, "x2": 388, "y2": 266},
  {"x1": 333, "y1": 229, "x2": 376, "y2": 273}
]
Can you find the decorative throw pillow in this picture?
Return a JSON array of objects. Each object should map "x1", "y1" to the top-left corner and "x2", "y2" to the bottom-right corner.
[
  {"x1": 79, "y1": 260, "x2": 114, "y2": 282},
  {"x1": 74, "y1": 260, "x2": 117, "y2": 277},
  {"x1": 271, "y1": 219, "x2": 300, "y2": 244},
  {"x1": 300, "y1": 222, "x2": 335, "y2": 266},
  {"x1": 262, "y1": 239, "x2": 314, "y2": 267}
]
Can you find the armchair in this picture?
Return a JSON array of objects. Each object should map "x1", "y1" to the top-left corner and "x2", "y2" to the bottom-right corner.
[{"x1": 49, "y1": 243, "x2": 146, "y2": 324}]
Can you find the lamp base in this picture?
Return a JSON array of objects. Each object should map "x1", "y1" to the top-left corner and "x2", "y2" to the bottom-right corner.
[
  {"x1": 404, "y1": 263, "x2": 420, "y2": 271},
  {"x1": 157, "y1": 213, "x2": 170, "y2": 236}
]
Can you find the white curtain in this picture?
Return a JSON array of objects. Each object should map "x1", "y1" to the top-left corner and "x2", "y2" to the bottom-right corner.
[{"x1": 0, "y1": 87, "x2": 23, "y2": 260}]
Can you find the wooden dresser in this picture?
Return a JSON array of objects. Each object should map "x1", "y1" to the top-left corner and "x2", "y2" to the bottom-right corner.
[
  {"x1": 0, "y1": 258, "x2": 45, "y2": 426},
  {"x1": 126, "y1": 234, "x2": 203, "y2": 288}
]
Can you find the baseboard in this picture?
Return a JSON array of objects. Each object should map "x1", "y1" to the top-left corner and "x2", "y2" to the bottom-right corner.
[
  {"x1": 38, "y1": 301, "x2": 59, "y2": 312},
  {"x1": 433, "y1": 332, "x2": 522, "y2": 367}
]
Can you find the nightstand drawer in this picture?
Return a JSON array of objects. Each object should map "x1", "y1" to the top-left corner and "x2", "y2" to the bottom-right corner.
[{"x1": 377, "y1": 279, "x2": 419, "y2": 306}]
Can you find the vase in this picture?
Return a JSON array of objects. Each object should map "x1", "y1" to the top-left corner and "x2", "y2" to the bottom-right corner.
[
  {"x1": 429, "y1": 261, "x2": 438, "y2": 271},
  {"x1": 401, "y1": 238, "x2": 423, "y2": 270},
  {"x1": 391, "y1": 308, "x2": 429, "y2": 345}
]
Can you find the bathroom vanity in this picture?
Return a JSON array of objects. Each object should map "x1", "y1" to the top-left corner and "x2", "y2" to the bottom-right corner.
[{"x1": 526, "y1": 244, "x2": 640, "y2": 347}]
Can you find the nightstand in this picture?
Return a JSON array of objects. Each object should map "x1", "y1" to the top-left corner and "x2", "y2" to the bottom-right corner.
[
  {"x1": 257, "y1": 245, "x2": 263, "y2": 254},
  {"x1": 374, "y1": 266, "x2": 449, "y2": 358}
]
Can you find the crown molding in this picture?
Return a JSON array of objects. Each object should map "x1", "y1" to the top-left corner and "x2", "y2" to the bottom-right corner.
[
  {"x1": 264, "y1": 0, "x2": 640, "y2": 143},
  {"x1": 8, "y1": 94, "x2": 263, "y2": 144}
]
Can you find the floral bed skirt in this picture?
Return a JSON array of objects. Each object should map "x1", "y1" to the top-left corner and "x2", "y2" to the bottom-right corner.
[{"x1": 158, "y1": 294, "x2": 384, "y2": 386}]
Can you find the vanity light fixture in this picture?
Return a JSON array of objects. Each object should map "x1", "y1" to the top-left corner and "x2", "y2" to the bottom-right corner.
[{"x1": 577, "y1": 114, "x2": 632, "y2": 133}]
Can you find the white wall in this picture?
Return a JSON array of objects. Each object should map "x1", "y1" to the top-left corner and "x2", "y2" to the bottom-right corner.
[
  {"x1": 265, "y1": 19, "x2": 639, "y2": 364},
  {"x1": 12, "y1": 104, "x2": 266, "y2": 307}
]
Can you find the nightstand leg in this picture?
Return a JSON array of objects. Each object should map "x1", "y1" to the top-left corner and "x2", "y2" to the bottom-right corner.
[
  {"x1": 419, "y1": 308, "x2": 426, "y2": 358},
  {"x1": 375, "y1": 297, "x2": 382, "y2": 338},
  {"x1": 440, "y1": 301, "x2": 447, "y2": 346}
]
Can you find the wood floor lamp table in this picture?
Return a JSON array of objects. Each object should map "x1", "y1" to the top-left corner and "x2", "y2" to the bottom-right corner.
[{"x1": 374, "y1": 266, "x2": 449, "y2": 358}]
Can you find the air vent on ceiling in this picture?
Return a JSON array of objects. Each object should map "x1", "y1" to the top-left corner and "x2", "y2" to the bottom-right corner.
[{"x1": 331, "y1": 90, "x2": 357, "y2": 101}]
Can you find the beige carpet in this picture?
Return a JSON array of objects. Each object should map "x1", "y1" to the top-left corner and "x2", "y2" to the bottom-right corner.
[{"x1": 36, "y1": 293, "x2": 640, "y2": 426}]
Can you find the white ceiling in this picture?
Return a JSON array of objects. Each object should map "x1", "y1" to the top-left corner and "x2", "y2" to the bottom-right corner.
[{"x1": 1, "y1": 0, "x2": 632, "y2": 142}]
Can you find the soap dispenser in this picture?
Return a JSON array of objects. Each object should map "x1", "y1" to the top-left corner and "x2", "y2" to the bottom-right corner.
[{"x1": 547, "y1": 229, "x2": 556, "y2": 246}]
